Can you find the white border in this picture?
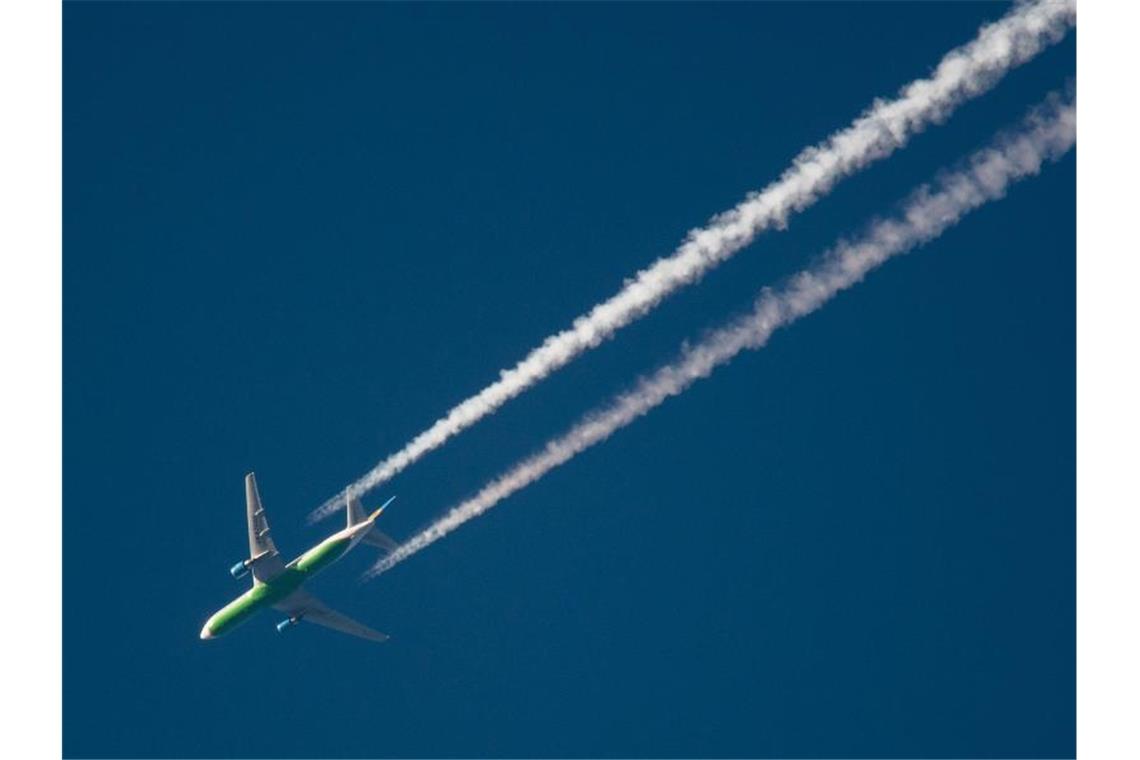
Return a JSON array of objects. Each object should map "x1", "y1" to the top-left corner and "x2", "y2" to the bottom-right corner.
[
  {"x1": 0, "y1": 1, "x2": 61, "y2": 758},
  {"x1": 1077, "y1": 1, "x2": 1140, "y2": 758}
]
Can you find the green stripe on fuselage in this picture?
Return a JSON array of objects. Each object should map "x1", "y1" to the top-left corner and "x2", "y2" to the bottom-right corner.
[
  {"x1": 204, "y1": 535, "x2": 352, "y2": 638},
  {"x1": 293, "y1": 534, "x2": 353, "y2": 576}
]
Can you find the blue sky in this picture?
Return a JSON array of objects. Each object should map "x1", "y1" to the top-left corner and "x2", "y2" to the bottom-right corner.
[{"x1": 65, "y1": 3, "x2": 1074, "y2": 757}]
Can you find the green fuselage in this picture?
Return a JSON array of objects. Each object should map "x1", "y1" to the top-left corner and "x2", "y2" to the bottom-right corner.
[{"x1": 202, "y1": 534, "x2": 353, "y2": 638}]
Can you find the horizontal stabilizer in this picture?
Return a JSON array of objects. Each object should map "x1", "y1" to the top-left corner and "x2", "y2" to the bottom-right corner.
[
  {"x1": 346, "y1": 489, "x2": 366, "y2": 528},
  {"x1": 361, "y1": 528, "x2": 399, "y2": 553}
]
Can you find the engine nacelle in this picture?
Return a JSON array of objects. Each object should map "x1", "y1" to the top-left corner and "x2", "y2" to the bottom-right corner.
[
  {"x1": 229, "y1": 560, "x2": 250, "y2": 580},
  {"x1": 276, "y1": 617, "x2": 300, "y2": 633}
]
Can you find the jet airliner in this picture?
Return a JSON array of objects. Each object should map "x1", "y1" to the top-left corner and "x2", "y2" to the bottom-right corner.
[{"x1": 200, "y1": 473, "x2": 396, "y2": 642}]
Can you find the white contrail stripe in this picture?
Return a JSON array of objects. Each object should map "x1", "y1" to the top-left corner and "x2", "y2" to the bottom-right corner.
[
  {"x1": 313, "y1": 0, "x2": 1075, "y2": 523},
  {"x1": 364, "y1": 91, "x2": 1076, "y2": 579}
]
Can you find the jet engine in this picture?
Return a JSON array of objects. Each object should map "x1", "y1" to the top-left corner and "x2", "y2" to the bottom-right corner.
[
  {"x1": 276, "y1": 617, "x2": 300, "y2": 633},
  {"x1": 229, "y1": 550, "x2": 275, "y2": 580}
]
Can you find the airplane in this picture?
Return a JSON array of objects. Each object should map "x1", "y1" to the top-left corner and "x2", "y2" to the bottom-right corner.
[{"x1": 199, "y1": 473, "x2": 397, "y2": 643}]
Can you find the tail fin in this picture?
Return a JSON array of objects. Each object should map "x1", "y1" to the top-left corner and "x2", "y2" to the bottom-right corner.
[
  {"x1": 346, "y1": 493, "x2": 399, "y2": 553},
  {"x1": 370, "y1": 494, "x2": 397, "y2": 521},
  {"x1": 346, "y1": 489, "x2": 367, "y2": 528}
]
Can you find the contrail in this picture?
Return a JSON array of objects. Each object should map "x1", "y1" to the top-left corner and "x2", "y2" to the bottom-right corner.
[
  {"x1": 313, "y1": 0, "x2": 1075, "y2": 523},
  {"x1": 363, "y1": 90, "x2": 1076, "y2": 579}
]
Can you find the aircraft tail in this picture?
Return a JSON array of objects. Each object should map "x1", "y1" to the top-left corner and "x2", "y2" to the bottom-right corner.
[
  {"x1": 346, "y1": 492, "x2": 399, "y2": 553},
  {"x1": 360, "y1": 528, "x2": 399, "y2": 553},
  {"x1": 346, "y1": 489, "x2": 368, "y2": 528}
]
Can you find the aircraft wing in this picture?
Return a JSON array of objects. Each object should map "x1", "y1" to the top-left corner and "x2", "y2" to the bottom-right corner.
[
  {"x1": 244, "y1": 473, "x2": 287, "y2": 583},
  {"x1": 274, "y1": 590, "x2": 389, "y2": 643}
]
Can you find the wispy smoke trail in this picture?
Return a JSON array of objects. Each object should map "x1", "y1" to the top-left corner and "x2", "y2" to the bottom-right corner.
[
  {"x1": 313, "y1": 0, "x2": 1075, "y2": 523},
  {"x1": 364, "y1": 91, "x2": 1076, "y2": 579}
]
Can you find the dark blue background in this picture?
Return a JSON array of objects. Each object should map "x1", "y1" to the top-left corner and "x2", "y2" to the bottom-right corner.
[{"x1": 64, "y1": 3, "x2": 1074, "y2": 757}]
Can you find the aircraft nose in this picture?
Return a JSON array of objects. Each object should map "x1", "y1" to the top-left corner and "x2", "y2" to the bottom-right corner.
[{"x1": 199, "y1": 623, "x2": 214, "y2": 640}]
